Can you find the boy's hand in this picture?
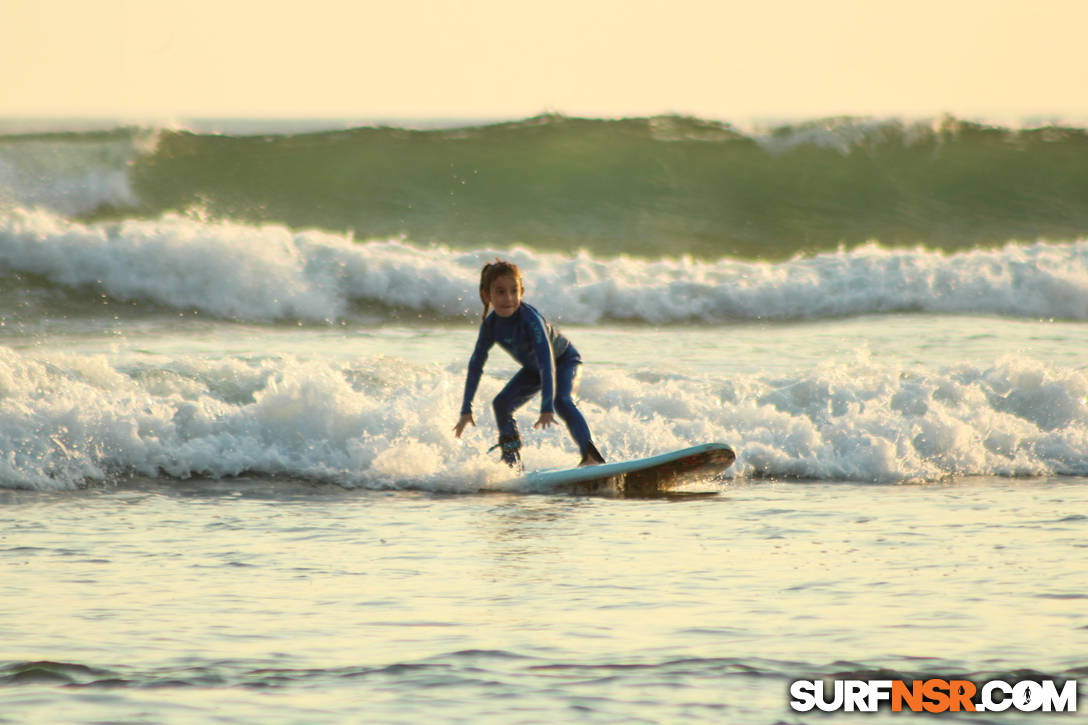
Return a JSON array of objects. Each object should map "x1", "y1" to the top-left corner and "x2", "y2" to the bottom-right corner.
[
  {"x1": 533, "y1": 412, "x2": 557, "y2": 430},
  {"x1": 453, "y1": 413, "x2": 475, "y2": 438}
]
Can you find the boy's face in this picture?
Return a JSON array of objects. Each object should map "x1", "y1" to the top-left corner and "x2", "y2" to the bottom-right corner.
[{"x1": 486, "y1": 275, "x2": 522, "y2": 317}]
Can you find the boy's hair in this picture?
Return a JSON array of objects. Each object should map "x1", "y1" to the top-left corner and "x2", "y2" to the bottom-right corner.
[{"x1": 479, "y1": 259, "x2": 523, "y2": 319}]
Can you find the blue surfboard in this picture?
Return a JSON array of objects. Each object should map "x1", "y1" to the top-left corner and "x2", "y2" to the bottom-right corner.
[{"x1": 522, "y1": 442, "x2": 735, "y2": 497}]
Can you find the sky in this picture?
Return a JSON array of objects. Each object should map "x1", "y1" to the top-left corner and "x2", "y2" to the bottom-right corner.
[{"x1": 4, "y1": 0, "x2": 1087, "y2": 121}]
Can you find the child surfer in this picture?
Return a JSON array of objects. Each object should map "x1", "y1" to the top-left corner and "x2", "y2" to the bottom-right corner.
[{"x1": 453, "y1": 260, "x2": 606, "y2": 469}]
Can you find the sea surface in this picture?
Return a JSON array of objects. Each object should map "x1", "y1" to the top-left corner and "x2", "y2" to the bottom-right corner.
[{"x1": 1, "y1": 115, "x2": 1086, "y2": 723}]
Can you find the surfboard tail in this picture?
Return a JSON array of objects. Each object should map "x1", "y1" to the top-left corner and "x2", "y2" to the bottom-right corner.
[{"x1": 528, "y1": 443, "x2": 736, "y2": 498}]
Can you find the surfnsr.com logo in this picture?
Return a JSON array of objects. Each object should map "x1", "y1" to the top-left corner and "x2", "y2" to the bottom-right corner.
[{"x1": 789, "y1": 679, "x2": 1078, "y2": 713}]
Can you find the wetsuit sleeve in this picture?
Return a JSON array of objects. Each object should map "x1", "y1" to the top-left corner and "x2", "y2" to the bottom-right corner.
[
  {"x1": 460, "y1": 321, "x2": 493, "y2": 415},
  {"x1": 524, "y1": 308, "x2": 557, "y2": 414}
]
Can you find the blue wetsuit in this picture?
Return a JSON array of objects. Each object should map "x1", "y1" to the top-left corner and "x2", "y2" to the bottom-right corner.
[{"x1": 460, "y1": 302, "x2": 596, "y2": 457}]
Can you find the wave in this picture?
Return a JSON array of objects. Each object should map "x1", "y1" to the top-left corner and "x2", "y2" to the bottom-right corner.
[
  {"x1": 2, "y1": 114, "x2": 1088, "y2": 258},
  {"x1": 1, "y1": 347, "x2": 1085, "y2": 490},
  {"x1": 2, "y1": 656, "x2": 1081, "y2": 689},
  {"x1": 1, "y1": 208, "x2": 1086, "y2": 325}
]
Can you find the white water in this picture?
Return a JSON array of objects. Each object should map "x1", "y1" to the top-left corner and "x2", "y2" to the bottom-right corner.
[
  {"x1": 2, "y1": 316, "x2": 1086, "y2": 491},
  {"x1": 0, "y1": 133, "x2": 155, "y2": 216},
  {"x1": 2, "y1": 208, "x2": 1088, "y2": 325}
]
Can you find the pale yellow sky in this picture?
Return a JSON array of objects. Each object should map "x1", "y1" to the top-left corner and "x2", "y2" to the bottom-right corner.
[{"x1": 4, "y1": 0, "x2": 1087, "y2": 120}]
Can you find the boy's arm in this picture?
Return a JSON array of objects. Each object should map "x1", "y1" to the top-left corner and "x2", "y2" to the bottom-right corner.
[{"x1": 460, "y1": 321, "x2": 493, "y2": 415}]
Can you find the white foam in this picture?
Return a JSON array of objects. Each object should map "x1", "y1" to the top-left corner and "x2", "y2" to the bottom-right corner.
[
  {"x1": 744, "y1": 114, "x2": 1088, "y2": 156},
  {"x1": 750, "y1": 116, "x2": 909, "y2": 155},
  {"x1": 0, "y1": 160, "x2": 136, "y2": 217},
  {"x1": 1, "y1": 347, "x2": 1085, "y2": 490},
  {"x1": 0, "y1": 131, "x2": 158, "y2": 216},
  {"x1": 2, "y1": 208, "x2": 1087, "y2": 324}
]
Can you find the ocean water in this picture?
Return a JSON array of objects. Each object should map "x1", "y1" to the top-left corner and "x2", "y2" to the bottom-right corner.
[{"x1": 1, "y1": 115, "x2": 1087, "y2": 723}]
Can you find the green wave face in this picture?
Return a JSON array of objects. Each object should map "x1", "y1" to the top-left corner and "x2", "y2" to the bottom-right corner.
[{"x1": 7, "y1": 115, "x2": 1088, "y2": 259}]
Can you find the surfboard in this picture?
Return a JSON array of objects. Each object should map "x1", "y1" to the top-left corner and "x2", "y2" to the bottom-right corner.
[{"x1": 522, "y1": 443, "x2": 735, "y2": 497}]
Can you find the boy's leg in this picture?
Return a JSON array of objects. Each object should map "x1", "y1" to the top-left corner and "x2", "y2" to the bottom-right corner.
[
  {"x1": 552, "y1": 358, "x2": 604, "y2": 463},
  {"x1": 492, "y1": 368, "x2": 540, "y2": 466}
]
